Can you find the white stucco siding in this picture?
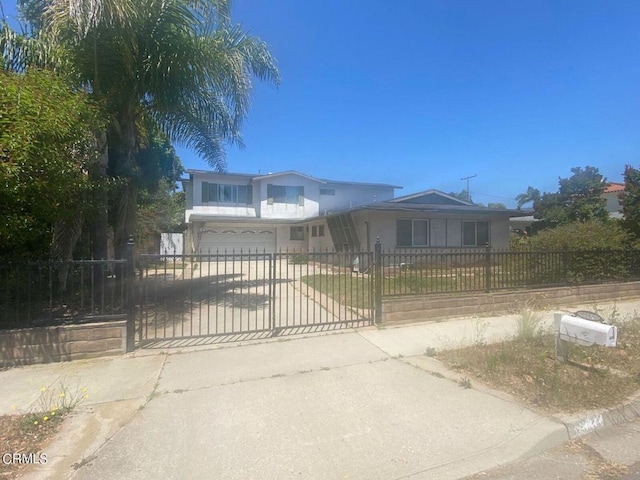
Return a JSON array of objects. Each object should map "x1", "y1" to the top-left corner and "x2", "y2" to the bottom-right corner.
[
  {"x1": 256, "y1": 174, "x2": 321, "y2": 219},
  {"x1": 350, "y1": 211, "x2": 511, "y2": 251},
  {"x1": 307, "y1": 220, "x2": 333, "y2": 251}
]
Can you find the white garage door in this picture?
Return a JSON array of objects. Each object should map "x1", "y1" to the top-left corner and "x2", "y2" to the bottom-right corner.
[{"x1": 198, "y1": 228, "x2": 276, "y2": 254}]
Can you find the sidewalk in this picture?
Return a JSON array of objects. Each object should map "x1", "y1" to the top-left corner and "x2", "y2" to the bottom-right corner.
[{"x1": 2, "y1": 299, "x2": 639, "y2": 480}]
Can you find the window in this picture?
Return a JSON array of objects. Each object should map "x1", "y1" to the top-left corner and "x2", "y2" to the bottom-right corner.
[
  {"x1": 267, "y1": 185, "x2": 304, "y2": 205},
  {"x1": 290, "y1": 226, "x2": 305, "y2": 241},
  {"x1": 201, "y1": 183, "x2": 253, "y2": 205},
  {"x1": 462, "y1": 221, "x2": 490, "y2": 246},
  {"x1": 397, "y1": 219, "x2": 429, "y2": 247},
  {"x1": 320, "y1": 188, "x2": 335, "y2": 196},
  {"x1": 311, "y1": 225, "x2": 325, "y2": 238}
]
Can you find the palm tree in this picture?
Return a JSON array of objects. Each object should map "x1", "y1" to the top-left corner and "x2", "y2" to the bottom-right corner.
[
  {"x1": 7, "y1": 0, "x2": 279, "y2": 257},
  {"x1": 515, "y1": 186, "x2": 541, "y2": 210}
]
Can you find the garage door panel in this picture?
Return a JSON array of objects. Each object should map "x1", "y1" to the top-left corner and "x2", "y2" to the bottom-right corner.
[{"x1": 199, "y1": 229, "x2": 276, "y2": 254}]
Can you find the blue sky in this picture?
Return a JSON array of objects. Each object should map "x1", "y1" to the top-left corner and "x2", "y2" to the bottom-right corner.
[{"x1": 3, "y1": 1, "x2": 640, "y2": 207}]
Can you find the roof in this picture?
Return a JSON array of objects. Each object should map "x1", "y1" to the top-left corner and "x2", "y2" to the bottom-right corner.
[
  {"x1": 184, "y1": 169, "x2": 400, "y2": 189},
  {"x1": 252, "y1": 170, "x2": 326, "y2": 183},
  {"x1": 322, "y1": 201, "x2": 533, "y2": 218},
  {"x1": 389, "y1": 189, "x2": 473, "y2": 206},
  {"x1": 604, "y1": 183, "x2": 625, "y2": 193}
]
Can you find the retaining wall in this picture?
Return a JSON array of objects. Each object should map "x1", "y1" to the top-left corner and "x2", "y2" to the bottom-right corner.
[
  {"x1": 0, "y1": 320, "x2": 126, "y2": 368},
  {"x1": 382, "y1": 282, "x2": 640, "y2": 326}
]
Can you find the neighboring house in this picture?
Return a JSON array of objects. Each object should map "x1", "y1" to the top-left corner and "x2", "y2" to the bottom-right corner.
[
  {"x1": 603, "y1": 182, "x2": 624, "y2": 219},
  {"x1": 182, "y1": 170, "x2": 529, "y2": 254}
]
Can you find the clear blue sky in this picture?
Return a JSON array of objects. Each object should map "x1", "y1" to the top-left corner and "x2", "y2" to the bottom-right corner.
[{"x1": 3, "y1": 1, "x2": 640, "y2": 207}]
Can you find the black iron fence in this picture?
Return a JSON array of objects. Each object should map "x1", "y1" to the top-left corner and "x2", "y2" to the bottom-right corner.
[
  {"x1": 379, "y1": 247, "x2": 640, "y2": 296},
  {"x1": 0, "y1": 259, "x2": 128, "y2": 329},
  {"x1": 2, "y1": 246, "x2": 640, "y2": 348}
]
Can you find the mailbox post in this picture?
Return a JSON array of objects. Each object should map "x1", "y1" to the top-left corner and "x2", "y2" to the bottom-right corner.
[{"x1": 553, "y1": 313, "x2": 617, "y2": 362}]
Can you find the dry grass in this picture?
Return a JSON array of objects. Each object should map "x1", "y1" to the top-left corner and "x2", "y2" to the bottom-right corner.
[
  {"x1": 0, "y1": 413, "x2": 63, "y2": 479},
  {"x1": 438, "y1": 310, "x2": 640, "y2": 413}
]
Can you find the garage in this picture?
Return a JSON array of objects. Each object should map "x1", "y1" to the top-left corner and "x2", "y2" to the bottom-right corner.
[{"x1": 198, "y1": 228, "x2": 276, "y2": 254}]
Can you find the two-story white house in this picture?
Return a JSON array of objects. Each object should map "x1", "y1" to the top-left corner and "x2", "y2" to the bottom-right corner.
[{"x1": 183, "y1": 169, "x2": 529, "y2": 254}]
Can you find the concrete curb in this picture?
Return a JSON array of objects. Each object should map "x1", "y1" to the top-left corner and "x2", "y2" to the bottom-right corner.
[{"x1": 558, "y1": 392, "x2": 640, "y2": 439}]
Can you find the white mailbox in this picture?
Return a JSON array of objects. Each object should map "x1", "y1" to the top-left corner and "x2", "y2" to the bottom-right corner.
[{"x1": 553, "y1": 313, "x2": 617, "y2": 347}]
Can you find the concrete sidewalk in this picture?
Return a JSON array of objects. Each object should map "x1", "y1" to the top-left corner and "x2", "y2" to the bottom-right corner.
[{"x1": 2, "y1": 299, "x2": 639, "y2": 480}]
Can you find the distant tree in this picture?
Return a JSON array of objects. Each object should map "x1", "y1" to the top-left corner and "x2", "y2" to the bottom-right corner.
[
  {"x1": 533, "y1": 166, "x2": 608, "y2": 231},
  {"x1": 487, "y1": 202, "x2": 507, "y2": 209},
  {"x1": 133, "y1": 125, "x2": 185, "y2": 251},
  {"x1": 447, "y1": 190, "x2": 472, "y2": 203},
  {"x1": 515, "y1": 186, "x2": 540, "y2": 209},
  {"x1": 620, "y1": 165, "x2": 640, "y2": 241}
]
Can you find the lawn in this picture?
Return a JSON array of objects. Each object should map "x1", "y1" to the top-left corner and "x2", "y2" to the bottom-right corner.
[
  {"x1": 301, "y1": 274, "x2": 373, "y2": 309},
  {"x1": 437, "y1": 310, "x2": 640, "y2": 413}
]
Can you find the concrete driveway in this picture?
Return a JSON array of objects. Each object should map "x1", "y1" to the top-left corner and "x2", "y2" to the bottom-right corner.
[{"x1": 14, "y1": 327, "x2": 569, "y2": 480}]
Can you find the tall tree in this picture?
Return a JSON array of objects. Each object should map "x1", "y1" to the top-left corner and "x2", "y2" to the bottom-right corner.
[
  {"x1": 515, "y1": 186, "x2": 540, "y2": 209},
  {"x1": 6, "y1": 0, "x2": 279, "y2": 257},
  {"x1": 620, "y1": 165, "x2": 640, "y2": 240},
  {"x1": 533, "y1": 166, "x2": 608, "y2": 231}
]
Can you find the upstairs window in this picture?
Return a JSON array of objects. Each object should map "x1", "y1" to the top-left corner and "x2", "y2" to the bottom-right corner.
[
  {"x1": 268, "y1": 185, "x2": 304, "y2": 205},
  {"x1": 320, "y1": 188, "x2": 335, "y2": 196},
  {"x1": 202, "y1": 183, "x2": 253, "y2": 205}
]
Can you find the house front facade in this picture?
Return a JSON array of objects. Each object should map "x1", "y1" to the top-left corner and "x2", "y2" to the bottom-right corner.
[{"x1": 183, "y1": 170, "x2": 528, "y2": 254}]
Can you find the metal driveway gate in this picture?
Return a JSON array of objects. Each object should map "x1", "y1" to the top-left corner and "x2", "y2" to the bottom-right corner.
[{"x1": 136, "y1": 251, "x2": 373, "y2": 346}]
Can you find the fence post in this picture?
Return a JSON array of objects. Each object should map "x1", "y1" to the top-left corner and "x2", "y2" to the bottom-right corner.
[
  {"x1": 125, "y1": 236, "x2": 136, "y2": 353},
  {"x1": 374, "y1": 238, "x2": 382, "y2": 324},
  {"x1": 484, "y1": 244, "x2": 491, "y2": 293}
]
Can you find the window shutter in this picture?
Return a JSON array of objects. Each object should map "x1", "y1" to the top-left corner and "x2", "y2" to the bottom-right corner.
[
  {"x1": 298, "y1": 186, "x2": 304, "y2": 206},
  {"x1": 202, "y1": 182, "x2": 209, "y2": 203},
  {"x1": 247, "y1": 185, "x2": 253, "y2": 205}
]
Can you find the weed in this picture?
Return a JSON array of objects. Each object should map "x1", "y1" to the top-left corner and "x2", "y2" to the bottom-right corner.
[
  {"x1": 458, "y1": 377, "x2": 472, "y2": 389},
  {"x1": 425, "y1": 347, "x2": 437, "y2": 357},
  {"x1": 517, "y1": 307, "x2": 543, "y2": 340},
  {"x1": 472, "y1": 317, "x2": 488, "y2": 346},
  {"x1": 26, "y1": 381, "x2": 88, "y2": 428}
]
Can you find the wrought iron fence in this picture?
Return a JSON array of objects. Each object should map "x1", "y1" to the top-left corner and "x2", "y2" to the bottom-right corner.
[
  {"x1": 3, "y1": 247, "x2": 640, "y2": 345},
  {"x1": 379, "y1": 247, "x2": 640, "y2": 296},
  {"x1": 0, "y1": 259, "x2": 128, "y2": 329}
]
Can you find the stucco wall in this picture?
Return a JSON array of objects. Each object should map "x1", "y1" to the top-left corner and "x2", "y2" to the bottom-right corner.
[
  {"x1": 351, "y1": 211, "x2": 512, "y2": 251},
  {"x1": 257, "y1": 174, "x2": 321, "y2": 219}
]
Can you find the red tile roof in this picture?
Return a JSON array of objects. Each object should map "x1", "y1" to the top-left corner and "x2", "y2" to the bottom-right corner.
[{"x1": 604, "y1": 183, "x2": 625, "y2": 193}]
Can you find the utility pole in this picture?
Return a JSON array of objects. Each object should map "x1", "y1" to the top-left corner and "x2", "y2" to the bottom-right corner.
[{"x1": 460, "y1": 174, "x2": 477, "y2": 203}]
